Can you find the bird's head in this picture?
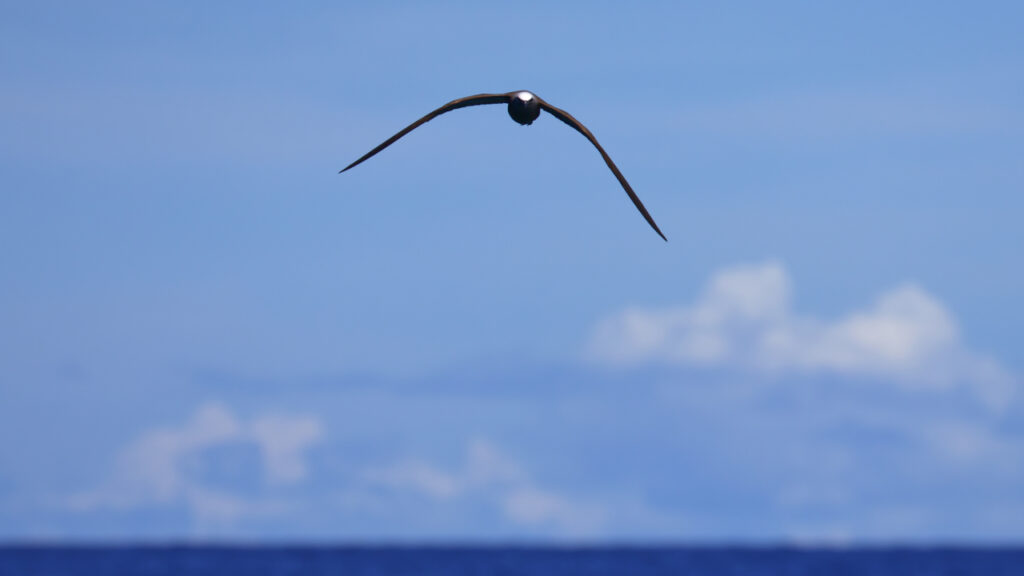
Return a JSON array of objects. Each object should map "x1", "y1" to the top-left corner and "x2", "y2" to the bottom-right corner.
[{"x1": 507, "y1": 91, "x2": 541, "y2": 125}]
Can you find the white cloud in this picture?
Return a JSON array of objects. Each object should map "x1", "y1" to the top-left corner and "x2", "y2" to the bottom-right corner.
[
  {"x1": 117, "y1": 403, "x2": 243, "y2": 503},
  {"x1": 590, "y1": 261, "x2": 1014, "y2": 406},
  {"x1": 359, "y1": 439, "x2": 605, "y2": 536},
  {"x1": 362, "y1": 460, "x2": 462, "y2": 500},
  {"x1": 921, "y1": 420, "x2": 1023, "y2": 471},
  {"x1": 464, "y1": 438, "x2": 525, "y2": 486},
  {"x1": 70, "y1": 402, "x2": 324, "y2": 524},
  {"x1": 249, "y1": 414, "x2": 324, "y2": 484},
  {"x1": 502, "y1": 487, "x2": 606, "y2": 533}
]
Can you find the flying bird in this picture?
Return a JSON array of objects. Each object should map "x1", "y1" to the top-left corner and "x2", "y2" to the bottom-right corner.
[{"x1": 341, "y1": 91, "x2": 666, "y2": 241}]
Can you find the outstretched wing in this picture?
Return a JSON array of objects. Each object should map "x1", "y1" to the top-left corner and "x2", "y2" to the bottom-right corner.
[
  {"x1": 340, "y1": 93, "x2": 512, "y2": 173},
  {"x1": 537, "y1": 97, "x2": 667, "y2": 241}
]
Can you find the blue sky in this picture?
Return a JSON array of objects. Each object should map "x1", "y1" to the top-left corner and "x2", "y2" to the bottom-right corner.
[{"x1": 2, "y1": 1, "x2": 1023, "y2": 542}]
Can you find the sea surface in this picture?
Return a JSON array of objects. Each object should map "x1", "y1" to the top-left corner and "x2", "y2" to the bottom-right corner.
[{"x1": 2, "y1": 546, "x2": 1022, "y2": 575}]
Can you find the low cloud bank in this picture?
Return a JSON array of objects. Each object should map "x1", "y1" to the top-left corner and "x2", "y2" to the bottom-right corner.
[{"x1": 591, "y1": 261, "x2": 1013, "y2": 407}]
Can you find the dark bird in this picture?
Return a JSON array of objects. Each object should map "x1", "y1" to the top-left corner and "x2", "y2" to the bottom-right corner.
[{"x1": 341, "y1": 91, "x2": 666, "y2": 241}]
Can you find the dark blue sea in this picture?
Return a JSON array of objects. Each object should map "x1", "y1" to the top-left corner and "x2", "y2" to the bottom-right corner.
[{"x1": 2, "y1": 546, "x2": 1022, "y2": 575}]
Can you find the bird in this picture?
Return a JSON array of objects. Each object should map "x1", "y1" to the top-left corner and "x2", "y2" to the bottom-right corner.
[{"x1": 340, "y1": 91, "x2": 666, "y2": 241}]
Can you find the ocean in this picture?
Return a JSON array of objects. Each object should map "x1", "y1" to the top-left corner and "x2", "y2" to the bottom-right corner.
[{"x1": 2, "y1": 546, "x2": 1022, "y2": 575}]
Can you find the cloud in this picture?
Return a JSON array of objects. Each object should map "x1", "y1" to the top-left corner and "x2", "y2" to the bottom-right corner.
[
  {"x1": 501, "y1": 487, "x2": 606, "y2": 533},
  {"x1": 69, "y1": 402, "x2": 323, "y2": 524},
  {"x1": 249, "y1": 414, "x2": 324, "y2": 485},
  {"x1": 361, "y1": 460, "x2": 463, "y2": 500},
  {"x1": 590, "y1": 261, "x2": 1014, "y2": 406},
  {"x1": 359, "y1": 439, "x2": 605, "y2": 536},
  {"x1": 921, "y1": 420, "x2": 1023, "y2": 471}
]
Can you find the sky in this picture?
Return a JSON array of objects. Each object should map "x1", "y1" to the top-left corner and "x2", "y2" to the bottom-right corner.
[{"x1": 1, "y1": 1, "x2": 1023, "y2": 542}]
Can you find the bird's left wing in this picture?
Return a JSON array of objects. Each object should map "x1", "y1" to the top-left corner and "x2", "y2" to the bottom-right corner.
[
  {"x1": 537, "y1": 97, "x2": 667, "y2": 241},
  {"x1": 340, "y1": 93, "x2": 512, "y2": 173}
]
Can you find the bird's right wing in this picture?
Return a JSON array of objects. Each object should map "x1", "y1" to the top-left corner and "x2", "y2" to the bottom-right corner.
[{"x1": 340, "y1": 93, "x2": 512, "y2": 173}]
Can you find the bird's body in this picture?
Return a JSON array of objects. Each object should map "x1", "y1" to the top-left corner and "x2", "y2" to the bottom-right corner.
[
  {"x1": 341, "y1": 90, "x2": 666, "y2": 240},
  {"x1": 507, "y1": 91, "x2": 541, "y2": 125}
]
